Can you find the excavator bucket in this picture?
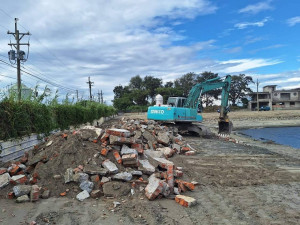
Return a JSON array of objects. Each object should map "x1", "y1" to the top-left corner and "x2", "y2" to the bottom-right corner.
[{"x1": 218, "y1": 120, "x2": 232, "y2": 135}]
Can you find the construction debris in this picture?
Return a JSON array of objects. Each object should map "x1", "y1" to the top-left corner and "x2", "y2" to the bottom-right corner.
[{"x1": 0, "y1": 118, "x2": 197, "y2": 206}]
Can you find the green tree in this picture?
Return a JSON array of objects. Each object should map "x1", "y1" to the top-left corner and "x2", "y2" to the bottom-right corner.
[
  {"x1": 129, "y1": 75, "x2": 143, "y2": 89},
  {"x1": 229, "y1": 74, "x2": 254, "y2": 106},
  {"x1": 196, "y1": 71, "x2": 221, "y2": 107},
  {"x1": 164, "y1": 81, "x2": 174, "y2": 88},
  {"x1": 174, "y1": 72, "x2": 197, "y2": 97},
  {"x1": 143, "y1": 76, "x2": 162, "y2": 103}
]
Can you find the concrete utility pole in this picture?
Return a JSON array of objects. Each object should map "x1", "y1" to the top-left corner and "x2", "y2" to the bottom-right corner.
[
  {"x1": 256, "y1": 79, "x2": 259, "y2": 112},
  {"x1": 100, "y1": 90, "x2": 103, "y2": 104},
  {"x1": 7, "y1": 18, "x2": 30, "y2": 102},
  {"x1": 76, "y1": 90, "x2": 79, "y2": 102},
  {"x1": 97, "y1": 90, "x2": 100, "y2": 103},
  {"x1": 86, "y1": 77, "x2": 94, "y2": 101}
]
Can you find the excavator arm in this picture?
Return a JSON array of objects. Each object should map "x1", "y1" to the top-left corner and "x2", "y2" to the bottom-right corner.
[{"x1": 184, "y1": 75, "x2": 232, "y2": 134}]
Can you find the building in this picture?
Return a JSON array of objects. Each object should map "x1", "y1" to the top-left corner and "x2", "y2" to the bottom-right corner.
[
  {"x1": 9, "y1": 83, "x2": 33, "y2": 100},
  {"x1": 248, "y1": 85, "x2": 300, "y2": 110}
]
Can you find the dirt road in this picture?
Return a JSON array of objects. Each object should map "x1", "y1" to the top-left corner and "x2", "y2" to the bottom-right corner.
[{"x1": 0, "y1": 111, "x2": 299, "y2": 225}]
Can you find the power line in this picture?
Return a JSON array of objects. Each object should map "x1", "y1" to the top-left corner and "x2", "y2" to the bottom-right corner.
[
  {"x1": 0, "y1": 59, "x2": 78, "y2": 93},
  {"x1": 0, "y1": 74, "x2": 17, "y2": 79}
]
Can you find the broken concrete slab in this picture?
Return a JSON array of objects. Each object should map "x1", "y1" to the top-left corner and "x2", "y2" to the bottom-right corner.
[
  {"x1": 106, "y1": 128, "x2": 131, "y2": 137},
  {"x1": 138, "y1": 159, "x2": 155, "y2": 175},
  {"x1": 130, "y1": 170, "x2": 143, "y2": 176},
  {"x1": 157, "y1": 132, "x2": 170, "y2": 145},
  {"x1": 120, "y1": 145, "x2": 137, "y2": 155},
  {"x1": 144, "y1": 149, "x2": 164, "y2": 159},
  {"x1": 109, "y1": 135, "x2": 135, "y2": 145},
  {"x1": 76, "y1": 190, "x2": 90, "y2": 201},
  {"x1": 157, "y1": 147, "x2": 175, "y2": 158},
  {"x1": 175, "y1": 195, "x2": 197, "y2": 207},
  {"x1": 16, "y1": 195, "x2": 30, "y2": 203},
  {"x1": 102, "y1": 159, "x2": 118, "y2": 174},
  {"x1": 148, "y1": 157, "x2": 174, "y2": 169},
  {"x1": 83, "y1": 165, "x2": 108, "y2": 176},
  {"x1": 142, "y1": 130, "x2": 157, "y2": 143},
  {"x1": 0, "y1": 173, "x2": 11, "y2": 189},
  {"x1": 145, "y1": 174, "x2": 164, "y2": 200},
  {"x1": 112, "y1": 172, "x2": 133, "y2": 182},
  {"x1": 100, "y1": 176, "x2": 110, "y2": 184},
  {"x1": 13, "y1": 185, "x2": 32, "y2": 197}
]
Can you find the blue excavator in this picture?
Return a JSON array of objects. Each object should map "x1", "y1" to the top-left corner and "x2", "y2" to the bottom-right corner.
[{"x1": 147, "y1": 75, "x2": 232, "y2": 136}]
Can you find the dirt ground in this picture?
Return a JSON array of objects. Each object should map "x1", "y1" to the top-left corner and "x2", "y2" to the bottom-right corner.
[{"x1": 0, "y1": 110, "x2": 300, "y2": 225}]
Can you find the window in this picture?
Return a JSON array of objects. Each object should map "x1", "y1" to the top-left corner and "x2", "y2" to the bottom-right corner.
[
  {"x1": 290, "y1": 102, "x2": 295, "y2": 107},
  {"x1": 293, "y1": 93, "x2": 297, "y2": 96}
]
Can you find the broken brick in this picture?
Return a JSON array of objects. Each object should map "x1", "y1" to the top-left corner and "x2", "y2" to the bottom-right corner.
[
  {"x1": 113, "y1": 150, "x2": 122, "y2": 164},
  {"x1": 0, "y1": 168, "x2": 7, "y2": 175},
  {"x1": 60, "y1": 192, "x2": 67, "y2": 197},
  {"x1": 185, "y1": 151, "x2": 196, "y2": 156},
  {"x1": 9, "y1": 165, "x2": 20, "y2": 176},
  {"x1": 30, "y1": 185, "x2": 40, "y2": 202},
  {"x1": 175, "y1": 195, "x2": 197, "y2": 207},
  {"x1": 101, "y1": 148, "x2": 109, "y2": 156},
  {"x1": 175, "y1": 179, "x2": 195, "y2": 191},
  {"x1": 166, "y1": 165, "x2": 174, "y2": 192},
  {"x1": 181, "y1": 147, "x2": 190, "y2": 153},
  {"x1": 10, "y1": 175, "x2": 27, "y2": 185},
  {"x1": 131, "y1": 143, "x2": 144, "y2": 154},
  {"x1": 145, "y1": 175, "x2": 164, "y2": 200},
  {"x1": 8, "y1": 192, "x2": 15, "y2": 199}
]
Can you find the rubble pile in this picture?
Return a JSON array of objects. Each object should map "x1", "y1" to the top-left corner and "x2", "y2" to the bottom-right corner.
[{"x1": 0, "y1": 118, "x2": 198, "y2": 207}]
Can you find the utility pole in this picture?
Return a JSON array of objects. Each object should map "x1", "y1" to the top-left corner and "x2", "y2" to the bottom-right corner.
[
  {"x1": 256, "y1": 79, "x2": 259, "y2": 112},
  {"x1": 100, "y1": 90, "x2": 103, "y2": 104},
  {"x1": 86, "y1": 76, "x2": 94, "y2": 101},
  {"x1": 7, "y1": 18, "x2": 30, "y2": 102},
  {"x1": 76, "y1": 90, "x2": 79, "y2": 102},
  {"x1": 97, "y1": 90, "x2": 100, "y2": 103}
]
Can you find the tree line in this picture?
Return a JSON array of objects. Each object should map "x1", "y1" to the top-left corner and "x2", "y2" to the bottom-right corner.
[{"x1": 113, "y1": 72, "x2": 253, "y2": 111}]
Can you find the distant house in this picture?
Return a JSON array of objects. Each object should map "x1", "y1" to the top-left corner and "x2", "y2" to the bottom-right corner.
[{"x1": 248, "y1": 85, "x2": 300, "y2": 110}]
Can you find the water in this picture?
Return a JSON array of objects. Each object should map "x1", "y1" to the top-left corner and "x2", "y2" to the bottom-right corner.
[{"x1": 239, "y1": 127, "x2": 300, "y2": 149}]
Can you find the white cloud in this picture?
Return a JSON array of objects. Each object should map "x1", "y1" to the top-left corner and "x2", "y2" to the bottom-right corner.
[
  {"x1": 219, "y1": 58, "x2": 282, "y2": 73},
  {"x1": 234, "y1": 17, "x2": 270, "y2": 29},
  {"x1": 224, "y1": 47, "x2": 242, "y2": 54},
  {"x1": 239, "y1": 0, "x2": 273, "y2": 14},
  {"x1": 287, "y1": 16, "x2": 300, "y2": 26}
]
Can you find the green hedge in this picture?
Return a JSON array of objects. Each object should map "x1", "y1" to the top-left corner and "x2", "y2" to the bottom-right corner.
[{"x1": 0, "y1": 100, "x2": 116, "y2": 140}]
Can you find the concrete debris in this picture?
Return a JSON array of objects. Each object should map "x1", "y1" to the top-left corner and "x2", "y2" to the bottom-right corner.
[
  {"x1": 16, "y1": 195, "x2": 30, "y2": 203},
  {"x1": 13, "y1": 185, "x2": 31, "y2": 197},
  {"x1": 64, "y1": 168, "x2": 74, "y2": 183},
  {"x1": 41, "y1": 189, "x2": 50, "y2": 199},
  {"x1": 113, "y1": 172, "x2": 132, "y2": 182},
  {"x1": 83, "y1": 165, "x2": 108, "y2": 175},
  {"x1": 138, "y1": 159, "x2": 155, "y2": 175},
  {"x1": 121, "y1": 145, "x2": 138, "y2": 155},
  {"x1": 76, "y1": 190, "x2": 90, "y2": 201},
  {"x1": 102, "y1": 159, "x2": 118, "y2": 174},
  {"x1": 0, "y1": 173, "x2": 11, "y2": 189},
  {"x1": 2, "y1": 117, "x2": 197, "y2": 204},
  {"x1": 79, "y1": 181, "x2": 94, "y2": 193}
]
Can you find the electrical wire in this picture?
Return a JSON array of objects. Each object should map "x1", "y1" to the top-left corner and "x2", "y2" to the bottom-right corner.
[{"x1": 0, "y1": 59, "x2": 78, "y2": 93}]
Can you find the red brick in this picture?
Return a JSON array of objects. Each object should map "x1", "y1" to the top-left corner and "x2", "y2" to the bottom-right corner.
[
  {"x1": 185, "y1": 151, "x2": 196, "y2": 156},
  {"x1": 9, "y1": 165, "x2": 20, "y2": 176},
  {"x1": 25, "y1": 166, "x2": 35, "y2": 173},
  {"x1": 78, "y1": 165, "x2": 84, "y2": 170},
  {"x1": 101, "y1": 148, "x2": 109, "y2": 156},
  {"x1": 181, "y1": 147, "x2": 190, "y2": 153},
  {"x1": 0, "y1": 168, "x2": 7, "y2": 175},
  {"x1": 8, "y1": 192, "x2": 15, "y2": 199},
  {"x1": 10, "y1": 175, "x2": 28, "y2": 185},
  {"x1": 166, "y1": 165, "x2": 174, "y2": 191},
  {"x1": 29, "y1": 177, "x2": 38, "y2": 184},
  {"x1": 175, "y1": 179, "x2": 195, "y2": 191},
  {"x1": 106, "y1": 129, "x2": 131, "y2": 137},
  {"x1": 16, "y1": 171, "x2": 24, "y2": 175},
  {"x1": 30, "y1": 185, "x2": 40, "y2": 202},
  {"x1": 131, "y1": 143, "x2": 144, "y2": 154},
  {"x1": 175, "y1": 195, "x2": 197, "y2": 207},
  {"x1": 60, "y1": 192, "x2": 67, "y2": 197},
  {"x1": 100, "y1": 133, "x2": 110, "y2": 142},
  {"x1": 113, "y1": 150, "x2": 122, "y2": 164}
]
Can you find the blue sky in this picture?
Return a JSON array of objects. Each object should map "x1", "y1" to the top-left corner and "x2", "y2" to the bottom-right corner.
[{"x1": 0, "y1": 0, "x2": 299, "y2": 103}]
